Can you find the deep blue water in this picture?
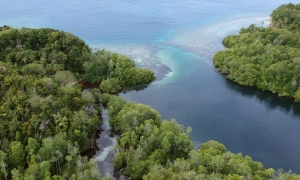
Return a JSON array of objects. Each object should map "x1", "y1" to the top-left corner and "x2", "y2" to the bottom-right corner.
[{"x1": 2, "y1": 0, "x2": 300, "y2": 175}]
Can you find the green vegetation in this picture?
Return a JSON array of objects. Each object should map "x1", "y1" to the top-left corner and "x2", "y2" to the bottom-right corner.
[
  {"x1": 0, "y1": 26, "x2": 155, "y2": 93},
  {"x1": 213, "y1": 3, "x2": 300, "y2": 101},
  {"x1": 0, "y1": 27, "x2": 89, "y2": 73},
  {"x1": 270, "y1": 3, "x2": 300, "y2": 31},
  {"x1": 0, "y1": 61, "x2": 103, "y2": 179},
  {"x1": 0, "y1": 26, "x2": 155, "y2": 179},
  {"x1": 104, "y1": 94, "x2": 300, "y2": 180},
  {"x1": 2, "y1": 3, "x2": 300, "y2": 178},
  {"x1": 83, "y1": 50, "x2": 155, "y2": 93}
]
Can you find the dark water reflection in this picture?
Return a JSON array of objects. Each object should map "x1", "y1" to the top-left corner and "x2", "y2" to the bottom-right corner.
[
  {"x1": 91, "y1": 109, "x2": 130, "y2": 179},
  {"x1": 224, "y1": 78, "x2": 300, "y2": 118},
  {"x1": 120, "y1": 62, "x2": 300, "y2": 173},
  {"x1": 122, "y1": 83, "x2": 151, "y2": 94}
]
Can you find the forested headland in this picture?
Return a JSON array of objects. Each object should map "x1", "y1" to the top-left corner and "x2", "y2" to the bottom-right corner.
[
  {"x1": 0, "y1": 26, "x2": 154, "y2": 179},
  {"x1": 213, "y1": 3, "x2": 300, "y2": 101}
]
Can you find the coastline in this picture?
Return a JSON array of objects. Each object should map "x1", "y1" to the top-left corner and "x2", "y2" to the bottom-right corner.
[
  {"x1": 153, "y1": 63, "x2": 171, "y2": 81},
  {"x1": 89, "y1": 44, "x2": 172, "y2": 82},
  {"x1": 165, "y1": 15, "x2": 270, "y2": 62}
]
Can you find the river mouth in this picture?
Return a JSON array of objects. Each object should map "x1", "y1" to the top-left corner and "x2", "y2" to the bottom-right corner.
[{"x1": 91, "y1": 15, "x2": 300, "y2": 176}]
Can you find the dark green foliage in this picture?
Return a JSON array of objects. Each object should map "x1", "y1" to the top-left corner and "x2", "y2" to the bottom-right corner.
[
  {"x1": 100, "y1": 78, "x2": 122, "y2": 93},
  {"x1": 270, "y1": 3, "x2": 300, "y2": 31},
  {"x1": 3, "y1": 3, "x2": 300, "y2": 177},
  {"x1": 83, "y1": 49, "x2": 156, "y2": 91},
  {"x1": 213, "y1": 3, "x2": 300, "y2": 101},
  {"x1": 0, "y1": 26, "x2": 125, "y2": 179},
  {"x1": 106, "y1": 95, "x2": 194, "y2": 179},
  {"x1": 106, "y1": 95, "x2": 300, "y2": 180},
  {"x1": 0, "y1": 61, "x2": 104, "y2": 179},
  {"x1": 82, "y1": 50, "x2": 110, "y2": 83},
  {"x1": 0, "y1": 27, "x2": 90, "y2": 73},
  {"x1": 22, "y1": 63, "x2": 46, "y2": 76},
  {"x1": 121, "y1": 67, "x2": 155, "y2": 86},
  {"x1": 0, "y1": 25, "x2": 155, "y2": 179},
  {"x1": 109, "y1": 102, "x2": 162, "y2": 133},
  {"x1": 0, "y1": 26, "x2": 155, "y2": 95},
  {"x1": 82, "y1": 50, "x2": 135, "y2": 83}
]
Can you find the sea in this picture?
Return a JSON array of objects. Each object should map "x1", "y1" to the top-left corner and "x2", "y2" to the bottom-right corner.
[{"x1": 2, "y1": 0, "x2": 300, "y2": 177}]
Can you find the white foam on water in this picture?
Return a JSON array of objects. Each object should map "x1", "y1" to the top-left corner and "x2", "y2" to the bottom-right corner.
[
  {"x1": 94, "y1": 136, "x2": 117, "y2": 162},
  {"x1": 89, "y1": 43, "x2": 166, "y2": 74},
  {"x1": 89, "y1": 15, "x2": 271, "y2": 87},
  {"x1": 166, "y1": 15, "x2": 270, "y2": 61},
  {"x1": 90, "y1": 43, "x2": 207, "y2": 86}
]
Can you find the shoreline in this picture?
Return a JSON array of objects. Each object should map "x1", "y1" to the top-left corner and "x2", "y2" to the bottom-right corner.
[{"x1": 89, "y1": 44, "x2": 172, "y2": 82}]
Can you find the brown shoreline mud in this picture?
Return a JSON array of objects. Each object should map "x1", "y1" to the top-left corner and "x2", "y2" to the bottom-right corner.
[{"x1": 78, "y1": 80, "x2": 100, "y2": 89}]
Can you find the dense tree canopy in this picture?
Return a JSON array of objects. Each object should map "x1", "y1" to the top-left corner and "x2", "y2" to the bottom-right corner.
[
  {"x1": 0, "y1": 26, "x2": 155, "y2": 179},
  {"x1": 104, "y1": 94, "x2": 300, "y2": 180},
  {"x1": 83, "y1": 50, "x2": 155, "y2": 93},
  {"x1": 2, "y1": 3, "x2": 300, "y2": 178},
  {"x1": 213, "y1": 3, "x2": 300, "y2": 101},
  {"x1": 270, "y1": 3, "x2": 300, "y2": 31},
  {"x1": 0, "y1": 26, "x2": 155, "y2": 93},
  {"x1": 0, "y1": 27, "x2": 90, "y2": 73},
  {"x1": 0, "y1": 61, "x2": 105, "y2": 179}
]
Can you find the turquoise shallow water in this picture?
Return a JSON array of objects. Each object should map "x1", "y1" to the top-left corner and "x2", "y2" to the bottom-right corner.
[{"x1": 2, "y1": 0, "x2": 300, "y2": 174}]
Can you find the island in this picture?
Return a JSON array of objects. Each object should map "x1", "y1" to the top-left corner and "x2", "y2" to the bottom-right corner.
[{"x1": 213, "y1": 3, "x2": 300, "y2": 102}]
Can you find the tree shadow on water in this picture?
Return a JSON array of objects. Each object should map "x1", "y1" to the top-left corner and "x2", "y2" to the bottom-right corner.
[
  {"x1": 224, "y1": 78, "x2": 300, "y2": 118},
  {"x1": 121, "y1": 83, "x2": 151, "y2": 94}
]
